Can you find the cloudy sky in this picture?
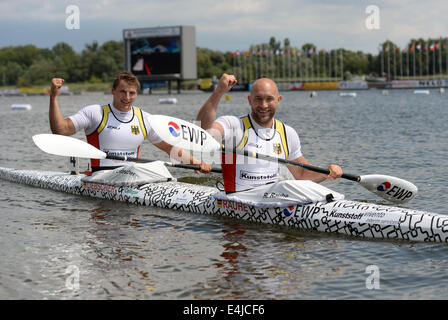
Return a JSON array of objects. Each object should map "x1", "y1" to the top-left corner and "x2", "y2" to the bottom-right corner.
[{"x1": 1, "y1": 0, "x2": 447, "y2": 53}]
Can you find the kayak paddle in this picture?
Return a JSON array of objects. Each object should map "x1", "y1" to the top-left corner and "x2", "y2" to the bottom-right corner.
[
  {"x1": 32, "y1": 134, "x2": 222, "y2": 173},
  {"x1": 147, "y1": 115, "x2": 418, "y2": 204}
]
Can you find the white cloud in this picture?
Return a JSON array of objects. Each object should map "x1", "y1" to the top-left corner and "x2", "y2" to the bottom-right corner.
[{"x1": 0, "y1": 0, "x2": 447, "y2": 53}]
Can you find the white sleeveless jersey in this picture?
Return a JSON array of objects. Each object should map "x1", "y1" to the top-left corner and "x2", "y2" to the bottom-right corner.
[
  {"x1": 221, "y1": 115, "x2": 289, "y2": 192},
  {"x1": 86, "y1": 104, "x2": 147, "y2": 169}
]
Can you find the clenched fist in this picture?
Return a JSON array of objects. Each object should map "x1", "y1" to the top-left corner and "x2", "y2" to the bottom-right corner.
[
  {"x1": 216, "y1": 73, "x2": 237, "y2": 94},
  {"x1": 50, "y1": 78, "x2": 65, "y2": 96}
]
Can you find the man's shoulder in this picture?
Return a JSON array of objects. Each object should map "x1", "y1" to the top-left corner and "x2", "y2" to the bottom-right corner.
[
  {"x1": 81, "y1": 104, "x2": 104, "y2": 112},
  {"x1": 215, "y1": 115, "x2": 245, "y2": 130},
  {"x1": 137, "y1": 107, "x2": 150, "y2": 116},
  {"x1": 277, "y1": 119, "x2": 296, "y2": 131},
  {"x1": 276, "y1": 119, "x2": 299, "y2": 139},
  {"x1": 216, "y1": 114, "x2": 241, "y2": 121}
]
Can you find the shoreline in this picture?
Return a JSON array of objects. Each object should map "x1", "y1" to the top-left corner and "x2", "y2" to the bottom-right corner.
[{"x1": 1, "y1": 77, "x2": 448, "y2": 96}]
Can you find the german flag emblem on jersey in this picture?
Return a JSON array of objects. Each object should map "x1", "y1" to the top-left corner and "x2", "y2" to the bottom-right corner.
[
  {"x1": 131, "y1": 125, "x2": 140, "y2": 135},
  {"x1": 273, "y1": 143, "x2": 282, "y2": 155}
]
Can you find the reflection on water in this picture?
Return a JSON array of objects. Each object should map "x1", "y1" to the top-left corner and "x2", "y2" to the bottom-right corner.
[{"x1": 208, "y1": 223, "x2": 248, "y2": 299}]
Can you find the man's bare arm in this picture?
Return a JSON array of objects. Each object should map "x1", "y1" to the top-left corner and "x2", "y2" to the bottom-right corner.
[
  {"x1": 195, "y1": 74, "x2": 237, "y2": 130},
  {"x1": 49, "y1": 78, "x2": 76, "y2": 135}
]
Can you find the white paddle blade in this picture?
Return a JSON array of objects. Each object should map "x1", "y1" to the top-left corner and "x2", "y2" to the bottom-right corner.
[
  {"x1": 359, "y1": 174, "x2": 418, "y2": 204},
  {"x1": 32, "y1": 134, "x2": 107, "y2": 159},
  {"x1": 148, "y1": 115, "x2": 221, "y2": 153}
]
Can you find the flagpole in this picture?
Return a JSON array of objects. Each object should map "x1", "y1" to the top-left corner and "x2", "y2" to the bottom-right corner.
[
  {"x1": 248, "y1": 50, "x2": 252, "y2": 83},
  {"x1": 316, "y1": 50, "x2": 320, "y2": 82},
  {"x1": 438, "y1": 38, "x2": 442, "y2": 78},
  {"x1": 393, "y1": 45, "x2": 397, "y2": 79},
  {"x1": 432, "y1": 41, "x2": 436, "y2": 79},
  {"x1": 243, "y1": 52, "x2": 247, "y2": 84},
  {"x1": 254, "y1": 50, "x2": 258, "y2": 80},
  {"x1": 237, "y1": 51, "x2": 242, "y2": 82},
  {"x1": 276, "y1": 50, "x2": 280, "y2": 81},
  {"x1": 387, "y1": 44, "x2": 391, "y2": 81},
  {"x1": 232, "y1": 51, "x2": 236, "y2": 78},
  {"x1": 446, "y1": 39, "x2": 448, "y2": 78},
  {"x1": 322, "y1": 50, "x2": 326, "y2": 81},
  {"x1": 293, "y1": 49, "x2": 297, "y2": 83},
  {"x1": 412, "y1": 41, "x2": 416, "y2": 77},
  {"x1": 263, "y1": 48, "x2": 267, "y2": 78},
  {"x1": 332, "y1": 50, "x2": 335, "y2": 80},
  {"x1": 406, "y1": 46, "x2": 409, "y2": 77},
  {"x1": 304, "y1": 50, "x2": 307, "y2": 81},
  {"x1": 310, "y1": 48, "x2": 314, "y2": 81},
  {"x1": 380, "y1": 45, "x2": 384, "y2": 79},
  {"x1": 340, "y1": 49, "x2": 343, "y2": 80},
  {"x1": 426, "y1": 40, "x2": 429, "y2": 78},
  {"x1": 265, "y1": 49, "x2": 269, "y2": 79},
  {"x1": 288, "y1": 49, "x2": 291, "y2": 83},
  {"x1": 333, "y1": 49, "x2": 338, "y2": 79},
  {"x1": 419, "y1": 42, "x2": 422, "y2": 77}
]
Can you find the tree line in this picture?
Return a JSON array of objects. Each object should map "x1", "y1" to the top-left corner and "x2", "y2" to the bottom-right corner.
[
  {"x1": 0, "y1": 41, "x2": 123, "y2": 87},
  {"x1": 1, "y1": 36, "x2": 447, "y2": 87}
]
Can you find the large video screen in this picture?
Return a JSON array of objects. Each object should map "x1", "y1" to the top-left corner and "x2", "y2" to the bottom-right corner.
[{"x1": 130, "y1": 36, "x2": 181, "y2": 75}]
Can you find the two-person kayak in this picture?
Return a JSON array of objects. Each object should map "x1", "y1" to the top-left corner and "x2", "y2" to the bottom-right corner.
[{"x1": 1, "y1": 166, "x2": 447, "y2": 242}]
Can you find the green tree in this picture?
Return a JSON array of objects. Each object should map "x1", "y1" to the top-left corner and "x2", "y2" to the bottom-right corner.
[
  {"x1": 342, "y1": 50, "x2": 369, "y2": 75},
  {"x1": 17, "y1": 58, "x2": 57, "y2": 86},
  {"x1": 0, "y1": 61, "x2": 24, "y2": 86},
  {"x1": 197, "y1": 48, "x2": 231, "y2": 78}
]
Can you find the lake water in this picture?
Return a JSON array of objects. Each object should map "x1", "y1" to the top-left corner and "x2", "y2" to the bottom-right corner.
[{"x1": 0, "y1": 88, "x2": 447, "y2": 300}]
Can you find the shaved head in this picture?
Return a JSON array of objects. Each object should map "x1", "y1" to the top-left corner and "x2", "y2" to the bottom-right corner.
[
  {"x1": 248, "y1": 78, "x2": 282, "y2": 127},
  {"x1": 250, "y1": 78, "x2": 279, "y2": 96}
]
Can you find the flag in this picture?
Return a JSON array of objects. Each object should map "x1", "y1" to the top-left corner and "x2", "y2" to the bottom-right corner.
[
  {"x1": 416, "y1": 43, "x2": 421, "y2": 51},
  {"x1": 430, "y1": 44, "x2": 434, "y2": 52}
]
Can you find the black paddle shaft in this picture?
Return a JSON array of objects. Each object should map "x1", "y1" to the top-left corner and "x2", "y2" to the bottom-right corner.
[
  {"x1": 223, "y1": 147, "x2": 360, "y2": 182},
  {"x1": 105, "y1": 154, "x2": 222, "y2": 173}
]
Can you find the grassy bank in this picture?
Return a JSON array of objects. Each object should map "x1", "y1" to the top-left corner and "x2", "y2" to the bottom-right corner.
[
  {"x1": 0, "y1": 80, "x2": 201, "y2": 93},
  {"x1": 0, "y1": 82, "x2": 111, "y2": 93}
]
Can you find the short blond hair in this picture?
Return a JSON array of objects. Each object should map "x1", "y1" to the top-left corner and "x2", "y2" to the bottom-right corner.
[{"x1": 112, "y1": 71, "x2": 140, "y2": 90}]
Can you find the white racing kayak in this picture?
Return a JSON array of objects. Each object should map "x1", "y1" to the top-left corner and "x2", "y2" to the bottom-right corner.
[{"x1": 1, "y1": 166, "x2": 447, "y2": 243}]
